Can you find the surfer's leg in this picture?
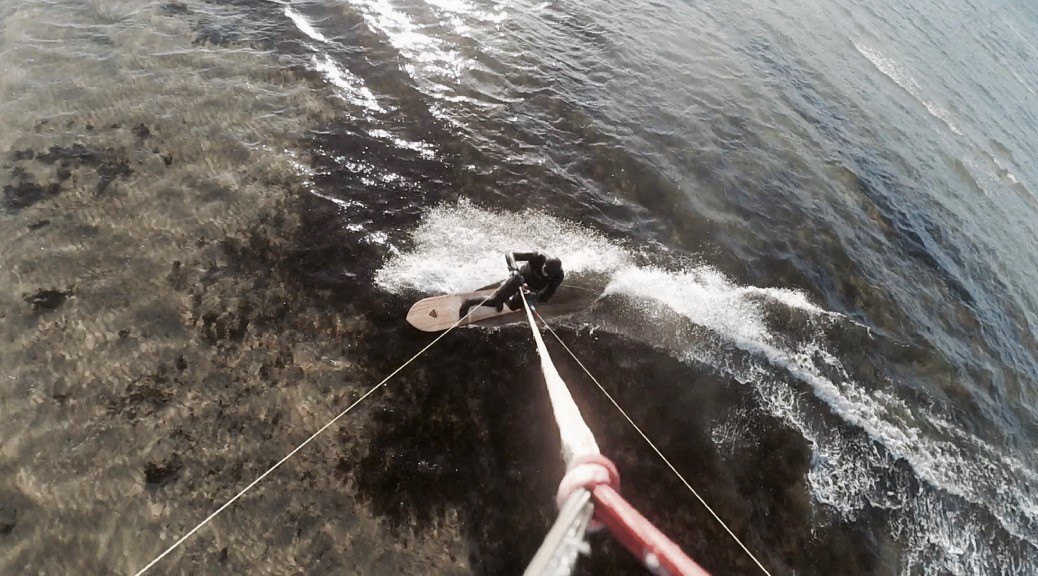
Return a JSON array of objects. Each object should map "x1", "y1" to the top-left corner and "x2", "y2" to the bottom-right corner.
[
  {"x1": 459, "y1": 275, "x2": 522, "y2": 317},
  {"x1": 486, "y1": 275, "x2": 523, "y2": 310},
  {"x1": 458, "y1": 297, "x2": 481, "y2": 318},
  {"x1": 505, "y1": 292, "x2": 524, "y2": 311}
]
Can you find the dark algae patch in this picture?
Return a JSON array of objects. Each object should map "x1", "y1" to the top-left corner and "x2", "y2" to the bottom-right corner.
[
  {"x1": 36, "y1": 143, "x2": 134, "y2": 195},
  {"x1": 24, "y1": 288, "x2": 71, "y2": 312},
  {"x1": 2, "y1": 180, "x2": 61, "y2": 211},
  {"x1": 132, "y1": 123, "x2": 151, "y2": 140},
  {"x1": 94, "y1": 157, "x2": 133, "y2": 195},
  {"x1": 144, "y1": 454, "x2": 183, "y2": 490},
  {"x1": 5, "y1": 141, "x2": 136, "y2": 198},
  {"x1": 3, "y1": 162, "x2": 61, "y2": 211},
  {"x1": 161, "y1": 1, "x2": 192, "y2": 16},
  {"x1": 0, "y1": 506, "x2": 16, "y2": 536},
  {"x1": 109, "y1": 366, "x2": 180, "y2": 419}
]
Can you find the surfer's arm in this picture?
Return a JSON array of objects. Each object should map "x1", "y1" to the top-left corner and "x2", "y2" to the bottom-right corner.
[
  {"x1": 536, "y1": 270, "x2": 564, "y2": 302},
  {"x1": 506, "y1": 251, "x2": 540, "y2": 272}
]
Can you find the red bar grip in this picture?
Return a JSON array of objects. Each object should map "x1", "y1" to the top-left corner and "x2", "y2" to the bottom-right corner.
[{"x1": 591, "y1": 485, "x2": 711, "y2": 576}]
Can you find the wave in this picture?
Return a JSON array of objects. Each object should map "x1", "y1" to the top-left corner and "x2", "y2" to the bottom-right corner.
[
  {"x1": 853, "y1": 41, "x2": 963, "y2": 136},
  {"x1": 375, "y1": 201, "x2": 1038, "y2": 574},
  {"x1": 348, "y1": 0, "x2": 476, "y2": 94},
  {"x1": 285, "y1": 5, "x2": 331, "y2": 44},
  {"x1": 285, "y1": 6, "x2": 386, "y2": 115},
  {"x1": 312, "y1": 54, "x2": 386, "y2": 113}
]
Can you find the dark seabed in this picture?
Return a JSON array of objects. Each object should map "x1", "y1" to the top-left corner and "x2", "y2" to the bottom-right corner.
[{"x1": 1, "y1": 0, "x2": 1036, "y2": 574}]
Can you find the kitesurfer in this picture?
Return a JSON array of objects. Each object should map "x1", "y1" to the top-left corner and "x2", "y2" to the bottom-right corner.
[{"x1": 459, "y1": 251, "x2": 564, "y2": 318}]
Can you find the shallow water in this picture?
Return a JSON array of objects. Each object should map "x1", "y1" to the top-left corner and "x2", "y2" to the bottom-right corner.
[{"x1": 1, "y1": 0, "x2": 1036, "y2": 574}]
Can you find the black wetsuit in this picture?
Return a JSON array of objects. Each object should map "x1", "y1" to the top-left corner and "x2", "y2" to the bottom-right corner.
[{"x1": 459, "y1": 252, "x2": 564, "y2": 317}]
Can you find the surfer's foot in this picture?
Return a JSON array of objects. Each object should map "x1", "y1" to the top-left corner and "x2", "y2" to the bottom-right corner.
[{"x1": 458, "y1": 302, "x2": 473, "y2": 318}]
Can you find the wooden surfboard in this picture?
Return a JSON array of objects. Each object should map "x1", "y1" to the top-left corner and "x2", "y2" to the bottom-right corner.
[
  {"x1": 406, "y1": 283, "x2": 596, "y2": 332},
  {"x1": 406, "y1": 289, "x2": 521, "y2": 332}
]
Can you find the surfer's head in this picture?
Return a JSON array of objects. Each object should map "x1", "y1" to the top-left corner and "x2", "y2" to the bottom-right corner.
[{"x1": 543, "y1": 257, "x2": 562, "y2": 276}]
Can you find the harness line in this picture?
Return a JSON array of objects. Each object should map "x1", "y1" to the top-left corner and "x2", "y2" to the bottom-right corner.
[
  {"x1": 533, "y1": 310, "x2": 774, "y2": 576},
  {"x1": 523, "y1": 489, "x2": 595, "y2": 576},
  {"x1": 518, "y1": 294, "x2": 600, "y2": 465},
  {"x1": 520, "y1": 292, "x2": 707, "y2": 576},
  {"x1": 132, "y1": 293, "x2": 493, "y2": 576}
]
